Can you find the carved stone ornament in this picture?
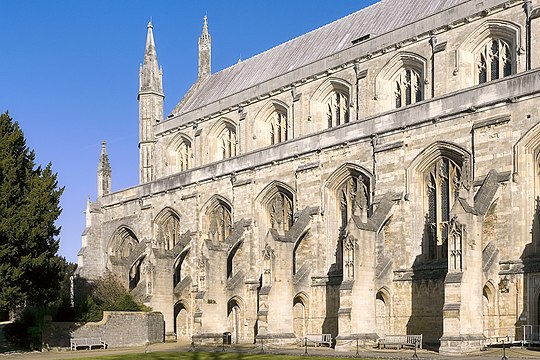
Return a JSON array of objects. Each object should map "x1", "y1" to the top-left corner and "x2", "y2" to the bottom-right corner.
[
  {"x1": 460, "y1": 156, "x2": 472, "y2": 190},
  {"x1": 448, "y1": 215, "x2": 464, "y2": 271},
  {"x1": 262, "y1": 243, "x2": 274, "y2": 260}
]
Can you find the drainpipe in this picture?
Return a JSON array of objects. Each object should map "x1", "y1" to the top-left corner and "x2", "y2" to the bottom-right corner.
[
  {"x1": 525, "y1": 0, "x2": 532, "y2": 70},
  {"x1": 429, "y1": 34, "x2": 437, "y2": 98}
]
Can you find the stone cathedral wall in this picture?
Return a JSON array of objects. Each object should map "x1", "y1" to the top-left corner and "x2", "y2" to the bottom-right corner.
[{"x1": 78, "y1": 0, "x2": 540, "y2": 352}]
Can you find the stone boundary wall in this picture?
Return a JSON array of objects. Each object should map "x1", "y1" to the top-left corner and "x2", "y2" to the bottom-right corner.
[{"x1": 42, "y1": 311, "x2": 164, "y2": 349}]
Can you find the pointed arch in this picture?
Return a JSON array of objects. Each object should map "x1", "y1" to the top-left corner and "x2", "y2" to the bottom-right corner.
[
  {"x1": 202, "y1": 195, "x2": 233, "y2": 242},
  {"x1": 208, "y1": 117, "x2": 238, "y2": 161},
  {"x1": 324, "y1": 163, "x2": 373, "y2": 276},
  {"x1": 154, "y1": 207, "x2": 182, "y2": 250},
  {"x1": 256, "y1": 180, "x2": 295, "y2": 232},
  {"x1": 457, "y1": 20, "x2": 520, "y2": 86},
  {"x1": 174, "y1": 300, "x2": 192, "y2": 341},
  {"x1": 407, "y1": 141, "x2": 471, "y2": 262},
  {"x1": 255, "y1": 100, "x2": 291, "y2": 145},
  {"x1": 227, "y1": 239, "x2": 243, "y2": 279},
  {"x1": 293, "y1": 292, "x2": 310, "y2": 339},
  {"x1": 128, "y1": 254, "x2": 145, "y2": 290},
  {"x1": 173, "y1": 246, "x2": 191, "y2": 288},
  {"x1": 311, "y1": 78, "x2": 352, "y2": 129},
  {"x1": 108, "y1": 226, "x2": 139, "y2": 259},
  {"x1": 165, "y1": 133, "x2": 193, "y2": 175},
  {"x1": 376, "y1": 287, "x2": 392, "y2": 338},
  {"x1": 227, "y1": 296, "x2": 245, "y2": 344},
  {"x1": 375, "y1": 52, "x2": 427, "y2": 110}
]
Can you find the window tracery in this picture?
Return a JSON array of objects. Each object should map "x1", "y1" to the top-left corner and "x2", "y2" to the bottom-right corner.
[
  {"x1": 394, "y1": 68, "x2": 423, "y2": 108},
  {"x1": 270, "y1": 111, "x2": 288, "y2": 145},
  {"x1": 269, "y1": 192, "x2": 293, "y2": 231},
  {"x1": 336, "y1": 175, "x2": 368, "y2": 273},
  {"x1": 208, "y1": 202, "x2": 232, "y2": 242},
  {"x1": 156, "y1": 212, "x2": 181, "y2": 250},
  {"x1": 109, "y1": 227, "x2": 138, "y2": 258},
  {"x1": 424, "y1": 158, "x2": 461, "y2": 261},
  {"x1": 176, "y1": 140, "x2": 192, "y2": 172},
  {"x1": 220, "y1": 127, "x2": 237, "y2": 159},
  {"x1": 327, "y1": 91, "x2": 350, "y2": 128},
  {"x1": 477, "y1": 38, "x2": 513, "y2": 84}
]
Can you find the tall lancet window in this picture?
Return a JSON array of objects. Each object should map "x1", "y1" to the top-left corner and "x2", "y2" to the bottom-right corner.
[
  {"x1": 156, "y1": 212, "x2": 181, "y2": 250},
  {"x1": 477, "y1": 38, "x2": 513, "y2": 84},
  {"x1": 425, "y1": 158, "x2": 461, "y2": 261},
  {"x1": 269, "y1": 192, "x2": 293, "y2": 232},
  {"x1": 177, "y1": 140, "x2": 192, "y2": 172},
  {"x1": 208, "y1": 202, "x2": 232, "y2": 242},
  {"x1": 270, "y1": 111, "x2": 288, "y2": 145},
  {"x1": 394, "y1": 68, "x2": 423, "y2": 108},
  {"x1": 327, "y1": 91, "x2": 350, "y2": 128},
  {"x1": 220, "y1": 127, "x2": 237, "y2": 159},
  {"x1": 337, "y1": 175, "x2": 369, "y2": 273}
]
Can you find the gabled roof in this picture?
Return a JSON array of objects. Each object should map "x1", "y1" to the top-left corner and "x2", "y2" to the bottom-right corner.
[{"x1": 171, "y1": 0, "x2": 468, "y2": 117}]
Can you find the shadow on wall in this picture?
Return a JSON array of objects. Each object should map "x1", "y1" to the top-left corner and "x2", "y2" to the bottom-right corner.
[
  {"x1": 406, "y1": 215, "x2": 446, "y2": 349},
  {"x1": 517, "y1": 197, "x2": 540, "y2": 335}
]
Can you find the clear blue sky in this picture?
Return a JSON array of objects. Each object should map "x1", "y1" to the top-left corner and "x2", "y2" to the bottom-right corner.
[{"x1": 1, "y1": 0, "x2": 379, "y2": 264}]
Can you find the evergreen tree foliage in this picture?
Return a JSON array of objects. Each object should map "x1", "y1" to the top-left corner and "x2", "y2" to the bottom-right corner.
[
  {"x1": 0, "y1": 112, "x2": 64, "y2": 312},
  {"x1": 74, "y1": 274, "x2": 150, "y2": 322}
]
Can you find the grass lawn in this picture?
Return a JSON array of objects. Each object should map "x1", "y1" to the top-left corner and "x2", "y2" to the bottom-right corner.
[{"x1": 76, "y1": 352, "x2": 375, "y2": 360}]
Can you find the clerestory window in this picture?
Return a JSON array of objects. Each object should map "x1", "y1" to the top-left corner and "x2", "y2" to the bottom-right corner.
[
  {"x1": 176, "y1": 140, "x2": 191, "y2": 172},
  {"x1": 327, "y1": 91, "x2": 350, "y2": 128},
  {"x1": 477, "y1": 38, "x2": 513, "y2": 84},
  {"x1": 394, "y1": 68, "x2": 423, "y2": 108},
  {"x1": 270, "y1": 111, "x2": 288, "y2": 145},
  {"x1": 221, "y1": 127, "x2": 237, "y2": 159}
]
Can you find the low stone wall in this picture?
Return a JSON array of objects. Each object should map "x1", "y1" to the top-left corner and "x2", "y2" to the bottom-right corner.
[{"x1": 42, "y1": 311, "x2": 164, "y2": 349}]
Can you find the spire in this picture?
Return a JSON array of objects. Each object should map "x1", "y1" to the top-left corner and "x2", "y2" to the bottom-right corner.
[
  {"x1": 139, "y1": 20, "x2": 163, "y2": 94},
  {"x1": 97, "y1": 141, "x2": 111, "y2": 197},
  {"x1": 198, "y1": 15, "x2": 211, "y2": 79}
]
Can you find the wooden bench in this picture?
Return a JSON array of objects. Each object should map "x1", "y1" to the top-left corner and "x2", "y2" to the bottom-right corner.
[
  {"x1": 305, "y1": 334, "x2": 332, "y2": 347},
  {"x1": 378, "y1": 334, "x2": 422, "y2": 349},
  {"x1": 70, "y1": 337, "x2": 108, "y2": 350}
]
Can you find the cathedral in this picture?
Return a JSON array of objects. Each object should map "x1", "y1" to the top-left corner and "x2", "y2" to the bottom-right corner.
[{"x1": 77, "y1": 0, "x2": 540, "y2": 354}]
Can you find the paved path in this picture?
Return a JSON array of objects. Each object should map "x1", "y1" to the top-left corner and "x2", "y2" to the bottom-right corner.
[{"x1": 2, "y1": 341, "x2": 540, "y2": 360}]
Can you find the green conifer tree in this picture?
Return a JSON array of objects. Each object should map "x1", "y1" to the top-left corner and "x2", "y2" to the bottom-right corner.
[{"x1": 0, "y1": 112, "x2": 64, "y2": 312}]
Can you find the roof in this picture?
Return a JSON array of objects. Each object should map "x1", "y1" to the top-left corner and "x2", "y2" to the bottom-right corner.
[{"x1": 171, "y1": 0, "x2": 469, "y2": 117}]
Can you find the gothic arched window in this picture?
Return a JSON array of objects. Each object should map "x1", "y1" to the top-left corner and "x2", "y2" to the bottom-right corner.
[
  {"x1": 109, "y1": 227, "x2": 138, "y2": 258},
  {"x1": 337, "y1": 175, "x2": 369, "y2": 273},
  {"x1": 424, "y1": 158, "x2": 461, "y2": 261},
  {"x1": 327, "y1": 91, "x2": 350, "y2": 128},
  {"x1": 394, "y1": 68, "x2": 423, "y2": 108},
  {"x1": 221, "y1": 127, "x2": 237, "y2": 159},
  {"x1": 156, "y1": 211, "x2": 181, "y2": 250},
  {"x1": 477, "y1": 38, "x2": 513, "y2": 84},
  {"x1": 270, "y1": 111, "x2": 288, "y2": 145},
  {"x1": 339, "y1": 176, "x2": 369, "y2": 231},
  {"x1": 176, "y1": 140, "x2": 192, "y2": 172},
  {"x1": 208, "y1": 202, "x2": 232, "y2": 242},
  {"x1": 269, "y1": 192, "x2": 293, "y2": 231}
]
